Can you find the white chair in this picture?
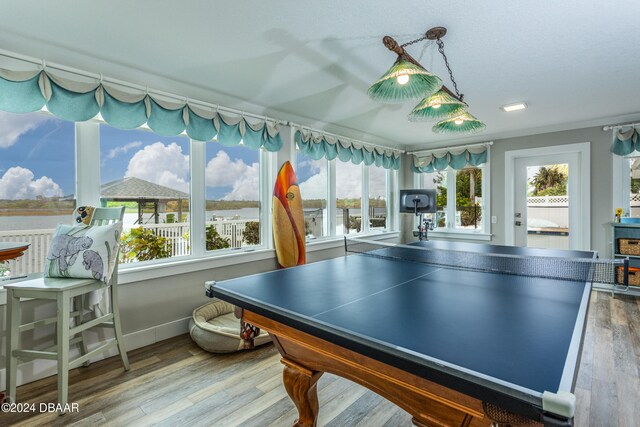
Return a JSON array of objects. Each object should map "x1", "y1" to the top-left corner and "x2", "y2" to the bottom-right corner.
[{"x1": 4, "y1": 206, "x2": 129, "y2": 408}]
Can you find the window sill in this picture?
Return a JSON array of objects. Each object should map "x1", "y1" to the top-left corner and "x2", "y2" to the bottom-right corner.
[
  {"x1": 118, "y1": 230, "x2": 399, "y2": 284},
  {"x1": 428, "y1": 229, "x2": 493, "y2": 241}
]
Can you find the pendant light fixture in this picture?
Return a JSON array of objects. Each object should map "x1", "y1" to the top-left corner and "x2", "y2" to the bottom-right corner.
[{"x1": 369, "y1": 27, "x2": 486, "y2": 134}]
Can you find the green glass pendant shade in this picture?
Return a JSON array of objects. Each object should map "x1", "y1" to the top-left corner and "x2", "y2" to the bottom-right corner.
[
  {"x1": 432, "y1": 112, "x2": 486, "y2": 134},
  {"x1": 368, "y1": 58, "x2": 442, "y2": 103},
  {"x1": 408, "y1": 89, "x2": 467, "y2": 121}
]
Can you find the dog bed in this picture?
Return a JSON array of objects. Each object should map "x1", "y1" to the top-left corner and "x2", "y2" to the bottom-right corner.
[{"x1": 189, "y1": 299, "x2": 271, "y2": 353}]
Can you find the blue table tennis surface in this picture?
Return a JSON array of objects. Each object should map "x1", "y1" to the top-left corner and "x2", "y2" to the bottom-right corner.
[{"x1": 212, "y1": 240, "x2": 595, "y2": 410}]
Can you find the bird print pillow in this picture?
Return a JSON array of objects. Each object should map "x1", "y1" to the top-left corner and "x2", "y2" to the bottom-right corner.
[{"x1": 45, "y1": 222, "x2": 122, "y2": 284}]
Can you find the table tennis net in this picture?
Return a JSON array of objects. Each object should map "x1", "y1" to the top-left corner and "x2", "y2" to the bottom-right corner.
[{"x1": 345, "y1": 239, "x2": 626, "y2": 285}]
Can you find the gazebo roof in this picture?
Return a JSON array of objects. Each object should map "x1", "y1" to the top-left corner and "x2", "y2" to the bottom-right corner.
[{"x1": 101, "y1": 177, "x2": 188, "y2": 201}]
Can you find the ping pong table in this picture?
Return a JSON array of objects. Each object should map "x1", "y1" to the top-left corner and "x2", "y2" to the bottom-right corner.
[{"x1": 209, "y1": 239, "x2": 602, "y2": 427}]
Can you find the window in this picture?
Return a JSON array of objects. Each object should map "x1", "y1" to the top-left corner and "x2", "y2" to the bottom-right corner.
[
  {"x1": 296, "y1": 152, "x2": 328, "y2": 239},
  {"x1": 335, "y1": 161, "x2": 362, "y2": 235},
  {"x1": 419, "y1": 165, "x2": 489, "y2": 235},
  {"x1": 368, "y1": 165, "x2": 388, "y2": 231},
  {"x1": 421, "y1": 171, "x2": 447, "y2": 228},
  {"x1": 454, "y1": 168, "x2": 483, "y2": 230},
  {"x1": 100, "y1": 124, "x2": 190, "y2": 263},
  {"x1": 205, "y1": 144, "x2": 261, "y2": 250},
  {"x1": 0, "y1": 107, "x2": 396, "y2": 277},
  {"x1": 618, "y1": 156, "x2": 640, "y2": 218},
  {"x1": 0, "y1": 111, "x2": 76, "y2": 275},
  {"x1": 296, "y1": 153, "x2": 394, "y2": 239}
]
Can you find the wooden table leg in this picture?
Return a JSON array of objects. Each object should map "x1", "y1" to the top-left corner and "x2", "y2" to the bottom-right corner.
[{"x1": 281, "y1": 358, "x2": 323, "y2": 427}]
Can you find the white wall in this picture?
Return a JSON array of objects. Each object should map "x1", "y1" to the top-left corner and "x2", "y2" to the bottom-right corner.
[
  {"x1": 491, "y1": 126, "x2": 613, "y2": 256},
  {"x1": 400, "y1": 125, "x2": 614, "y2": 255}
]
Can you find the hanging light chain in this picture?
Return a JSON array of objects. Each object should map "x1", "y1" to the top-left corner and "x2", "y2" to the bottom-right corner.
[
  {"x1": 400, "y1": 35, "x2": 428, "y2": 48},
  {"x1": 437, "y1": 39, "x2": 463, "y2": 101}
]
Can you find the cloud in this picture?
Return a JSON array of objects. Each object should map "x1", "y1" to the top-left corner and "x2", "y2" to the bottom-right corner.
[
  {"x1": 299, "y1": 159, "x2": 328, "y2": 200},
  {"x1": 369, "y1": 166, "x2": 387, "y2": 198},
  {"x1": 222, "y1": 163, "x2": 259, "y2": 200},
  {"x1": 298, "y1": 158, "x2": 323, "y2": 174},
  {"x1": 205, "y1": 151, "x2": 259, "y2": 200},
  {"x1": 0, "y1": 166, "x2": 63, "y2": 199},
  {"x1": 336, "y1": 162, "x2": 363, "y2": 199},
  {"x1": 0, "y1": 111, "x2": 50, "y2": 148},
  {"x1": 298, "y1": 161, "x2": 387, "y2": 200},
  {"x1": 124, "y1": 142, "x2": 189, "y2": 192},
  {"x1": 105, "y1": 141, "x2": 143, "y2": 160}
]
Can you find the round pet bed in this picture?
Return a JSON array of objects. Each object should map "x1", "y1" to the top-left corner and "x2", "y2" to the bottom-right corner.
[{"x1": 189, "y1": 299, "x2": 271, "y2": 353}]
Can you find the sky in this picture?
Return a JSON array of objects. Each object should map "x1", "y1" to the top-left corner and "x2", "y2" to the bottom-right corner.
[
  {"x1": 297, "y1": 154, "x2": 387, "y2": 200},
  {"x1": 0, "y1": 110, "x2": 386, "y2": 202},
  {"x1": 0, "y1": 111, "x2": 73, "y2": 199}
]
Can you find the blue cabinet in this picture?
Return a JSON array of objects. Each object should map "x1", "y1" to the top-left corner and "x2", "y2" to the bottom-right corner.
[{"x1": 609, "y1": 222, "x2": 640, "y2": 296}]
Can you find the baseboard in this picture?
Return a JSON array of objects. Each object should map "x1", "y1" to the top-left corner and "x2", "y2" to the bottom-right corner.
[{"x1": 0, "y1": 316, "x2": 191, "y2": 392}]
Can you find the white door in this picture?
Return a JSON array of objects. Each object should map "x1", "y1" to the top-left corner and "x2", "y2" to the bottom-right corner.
[{"x1": 505, "y1": 143, "x2": 590, "y2": 250}]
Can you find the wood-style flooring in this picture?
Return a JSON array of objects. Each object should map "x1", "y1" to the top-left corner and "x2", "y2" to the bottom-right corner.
[{"x1": 2, "y1": 291, "x2": 639, "y2": 426}]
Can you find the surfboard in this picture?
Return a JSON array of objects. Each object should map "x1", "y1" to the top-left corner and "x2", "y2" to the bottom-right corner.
[{"x1": 272, "y1": 161, "x2": 306, "y2": 268}]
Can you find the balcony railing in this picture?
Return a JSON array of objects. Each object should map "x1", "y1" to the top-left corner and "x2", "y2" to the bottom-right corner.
[
  {"x1": 0, "y1": 229, "x2": 53, "y2": 276},
  {"x1": 0, "y1": 219, "x2": 254, "y2": 276}
]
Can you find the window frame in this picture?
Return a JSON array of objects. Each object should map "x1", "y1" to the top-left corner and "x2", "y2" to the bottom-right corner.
[
  {"x1": 414, "y1": 160, "x2": 492, "y2": 241},
  {"x1": 294, "y1": 151, "x2": 397, "y2": 240},
  {"x1": 294, "y1": 153, "x2": 330, "y2": 240},
  {"x1": 78, "y1": 120, "x2": 276, "y2": 268},
  {"x1": 0, "y1": 110, "x2": 401, "y2": 295},
  {"x1": 366, "y1": 163, "x2": 392, "y2": 233},
  {"x1": 613, "y1": 153, "x2": 635, "y2": 217}
]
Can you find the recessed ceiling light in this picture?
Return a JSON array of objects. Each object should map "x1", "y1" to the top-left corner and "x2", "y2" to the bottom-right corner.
[{"x1": 501, "y1": 102, "x2": 527, "y2": 112}]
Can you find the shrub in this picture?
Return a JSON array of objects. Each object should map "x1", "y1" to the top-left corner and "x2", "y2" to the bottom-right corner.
[
  {"x1": 347, "y1": 216, "x2": 362, "y2": 233},
  {"x1": 120, "y1": 227, "x2": 172, "y2": 262},
  {"x1": 206, "y1": 225, "x2": 231, "y2": 250},
  {"x1": 460, "y1": 204, "x2": 482, "y2": 227},
  {"x1": 242, "y1": 221, "x2": 260, "y2": 245},
  {"x1": 370, "y1": 218, "x2": 386, "y2": 228},
  {"x1": 0, "y1": 262, "x2": 10, "y2": 277}
]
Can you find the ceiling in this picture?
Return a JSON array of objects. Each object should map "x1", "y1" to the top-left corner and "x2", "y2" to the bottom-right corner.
[{"x1": 1, "y1": 0, "x2": 639, "y2": 150}]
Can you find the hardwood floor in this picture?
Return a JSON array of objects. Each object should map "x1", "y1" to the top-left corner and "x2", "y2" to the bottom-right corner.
[{"x1": 2, "y1": 291, "x2": 639, "y2": 426}]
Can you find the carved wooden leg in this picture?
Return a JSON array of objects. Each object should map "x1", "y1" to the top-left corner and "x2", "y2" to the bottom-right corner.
[{"x1": 281, "y1": 358, "x2": 323, "y2": 427}]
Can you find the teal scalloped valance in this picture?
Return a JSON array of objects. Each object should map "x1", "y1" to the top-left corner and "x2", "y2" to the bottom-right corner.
[
  {"x1": 295, "y1": 130, "x2": 400, "y2": 170},
  {"x1": 0, "y1": 68, "x2": 282, "y2": 151},
  {"x1": 411, "y1": 146, "x2": 488, "y2": 173},
  {"x1": 610, "y1": 128, "x2": 639, "y2": 156}
]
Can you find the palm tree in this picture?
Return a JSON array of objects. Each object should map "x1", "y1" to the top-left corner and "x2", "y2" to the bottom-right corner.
[{"x1": 530, "y1": 165, "x2": 567, "y2": 196}]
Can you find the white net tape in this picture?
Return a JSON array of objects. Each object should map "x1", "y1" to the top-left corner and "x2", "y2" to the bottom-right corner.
[{"x1": 345, "y1": 238, "x2": 626, "y2": 285}]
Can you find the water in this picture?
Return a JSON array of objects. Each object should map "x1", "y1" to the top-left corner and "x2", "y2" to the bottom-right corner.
[{"x1": 0, "y1": 208, "x2": 261, "y2": 232}]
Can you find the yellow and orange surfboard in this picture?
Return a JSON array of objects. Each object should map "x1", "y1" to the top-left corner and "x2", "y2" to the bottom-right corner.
[{"x1": 272, "y1": 161, "x2": 306, "y2": 268}]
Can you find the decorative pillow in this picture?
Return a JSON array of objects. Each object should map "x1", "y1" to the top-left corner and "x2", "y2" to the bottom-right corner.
[
  {"x1": 45, "y1": 222, "x2": 123, "y2": 284},
  {"x1": 75, "y1": 206, "x2": 96, "y2": 225}
]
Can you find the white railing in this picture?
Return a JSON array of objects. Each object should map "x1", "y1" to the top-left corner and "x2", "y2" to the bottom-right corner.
[
  {"x1": 0, "y1": 229, "x2": 54, "y2": 276},
  {"x1": 138, "y1": 222, "x2": 190, "y2": 258},
  {"x1": 0, "y1": 219, "x2": 257, "y2": 275},
  {"x1": 206, "y1": 219, "x2": 252, "y2": 248},
  {"x1": 527, "y1": 196, "x2": 569, "y2": 206}
]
